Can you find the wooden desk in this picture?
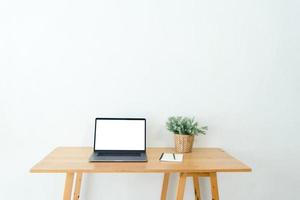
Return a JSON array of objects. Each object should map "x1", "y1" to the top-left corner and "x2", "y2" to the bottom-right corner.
[{"x1": 31, "y1": 147, "x2": 251, "y2": 200}]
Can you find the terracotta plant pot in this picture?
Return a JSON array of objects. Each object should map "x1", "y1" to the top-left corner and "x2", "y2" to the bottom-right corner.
[{"x1": 174, "y1": 134, "x2": 194, "y2": 153}]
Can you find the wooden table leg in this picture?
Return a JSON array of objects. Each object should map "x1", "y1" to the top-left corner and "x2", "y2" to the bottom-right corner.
[
  {"x1": 176, "y1": 173, "x2": 186, "y2": 200},
  {"x1": 161, "y1": 173, "x2": 170, "y2": 200},
  {"x1": 193, "y1": 175, "x2": 201, "y2": 200},
  {"x1": 209, "y1": 172, "x2": 219, "y2": 200},
  {"x1": 73, "y1": 173, "x2": 83, "y2": 200},
  {"x1": 63, "y1": 172, "x2": 74, "y2": 200}
]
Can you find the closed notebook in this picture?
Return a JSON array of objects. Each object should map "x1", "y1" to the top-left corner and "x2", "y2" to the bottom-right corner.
[{"x1": 159, "y1": 153, "x2": 183, "y2": 162}]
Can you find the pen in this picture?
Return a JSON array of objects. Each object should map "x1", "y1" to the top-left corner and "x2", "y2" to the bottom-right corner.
[
  {"x1": 159, "y1": 153, "x2": 164, "y2": 160},
  {"x1": 173, "y1": 153, "x2": 175, "y2": 160}
]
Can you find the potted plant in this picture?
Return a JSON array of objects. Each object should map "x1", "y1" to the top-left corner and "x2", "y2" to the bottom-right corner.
[{"x1": 166, "y1": 116, "x2": 207, "y2": 153}]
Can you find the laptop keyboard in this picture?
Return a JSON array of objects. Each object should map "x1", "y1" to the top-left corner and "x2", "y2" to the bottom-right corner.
[{"x1": 97, "y1": 152, "x2": 141, "y2": 157}]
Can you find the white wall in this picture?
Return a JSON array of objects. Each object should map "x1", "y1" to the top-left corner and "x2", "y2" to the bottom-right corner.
[{"x1": 1, "y1": 0, "x2": 299, "y2": 199}]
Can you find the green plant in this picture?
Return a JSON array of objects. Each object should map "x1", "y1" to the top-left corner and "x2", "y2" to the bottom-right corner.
[{"x1": 166, "y1": 116, "x2": 207, "y2": 136}]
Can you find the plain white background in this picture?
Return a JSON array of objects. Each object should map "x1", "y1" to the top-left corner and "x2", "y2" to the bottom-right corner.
[
  {"x1": 0, "y1": 0, "x2": 299, "y2": 199},
  {"x1": 95, "y1": 119, "x2": 145, "y2": 150}
]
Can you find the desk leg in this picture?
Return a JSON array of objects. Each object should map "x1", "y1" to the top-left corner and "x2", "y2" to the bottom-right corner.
[
  {"x1": 209, "y1": 172, "x2": 219, "y2": 200},
  {"x1": 73, "y1": 173, "x2": 83, "y2": 200},
  {"x1": 193, "y1": 175, "x2": 201, "y2": 200},
  {"x1": 63, "y1": 172, "x2": 74, "y2": 200},
  {"x1": 176, "y1": 173, "x2": 186, "y2": 200},
  {"x1": 161, "y1": 173, "x2": 170, "y2": 200}
]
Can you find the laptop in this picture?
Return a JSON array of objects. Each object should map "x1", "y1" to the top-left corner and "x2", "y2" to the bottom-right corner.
[{"x1": 89, "y1": 118, "x2": 147, "y2": 162}]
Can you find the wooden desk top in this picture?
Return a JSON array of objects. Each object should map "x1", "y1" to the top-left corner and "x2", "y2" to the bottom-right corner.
[{"x1": 31, "y1": 147, "x2": 251, "y2": 173}]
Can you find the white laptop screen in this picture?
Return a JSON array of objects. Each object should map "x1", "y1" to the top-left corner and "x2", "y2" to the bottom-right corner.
[{"x1": 95, "y1": 119, "x2": 145, "y2": 151}]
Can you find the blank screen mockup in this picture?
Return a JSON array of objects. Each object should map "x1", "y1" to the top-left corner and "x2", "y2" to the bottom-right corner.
[{"x1": 95, "y1": 119, "x2": 145, "y2": 150}]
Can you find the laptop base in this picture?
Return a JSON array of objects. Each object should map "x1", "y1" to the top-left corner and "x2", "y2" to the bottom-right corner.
[{"x1": 89, "y1": 152, "x2": 147, "y2": 162}]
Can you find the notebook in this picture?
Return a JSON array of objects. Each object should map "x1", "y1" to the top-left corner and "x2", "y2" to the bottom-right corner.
[{"x1": 159, "y1": 153, "x2": 183, "y2": 162}]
